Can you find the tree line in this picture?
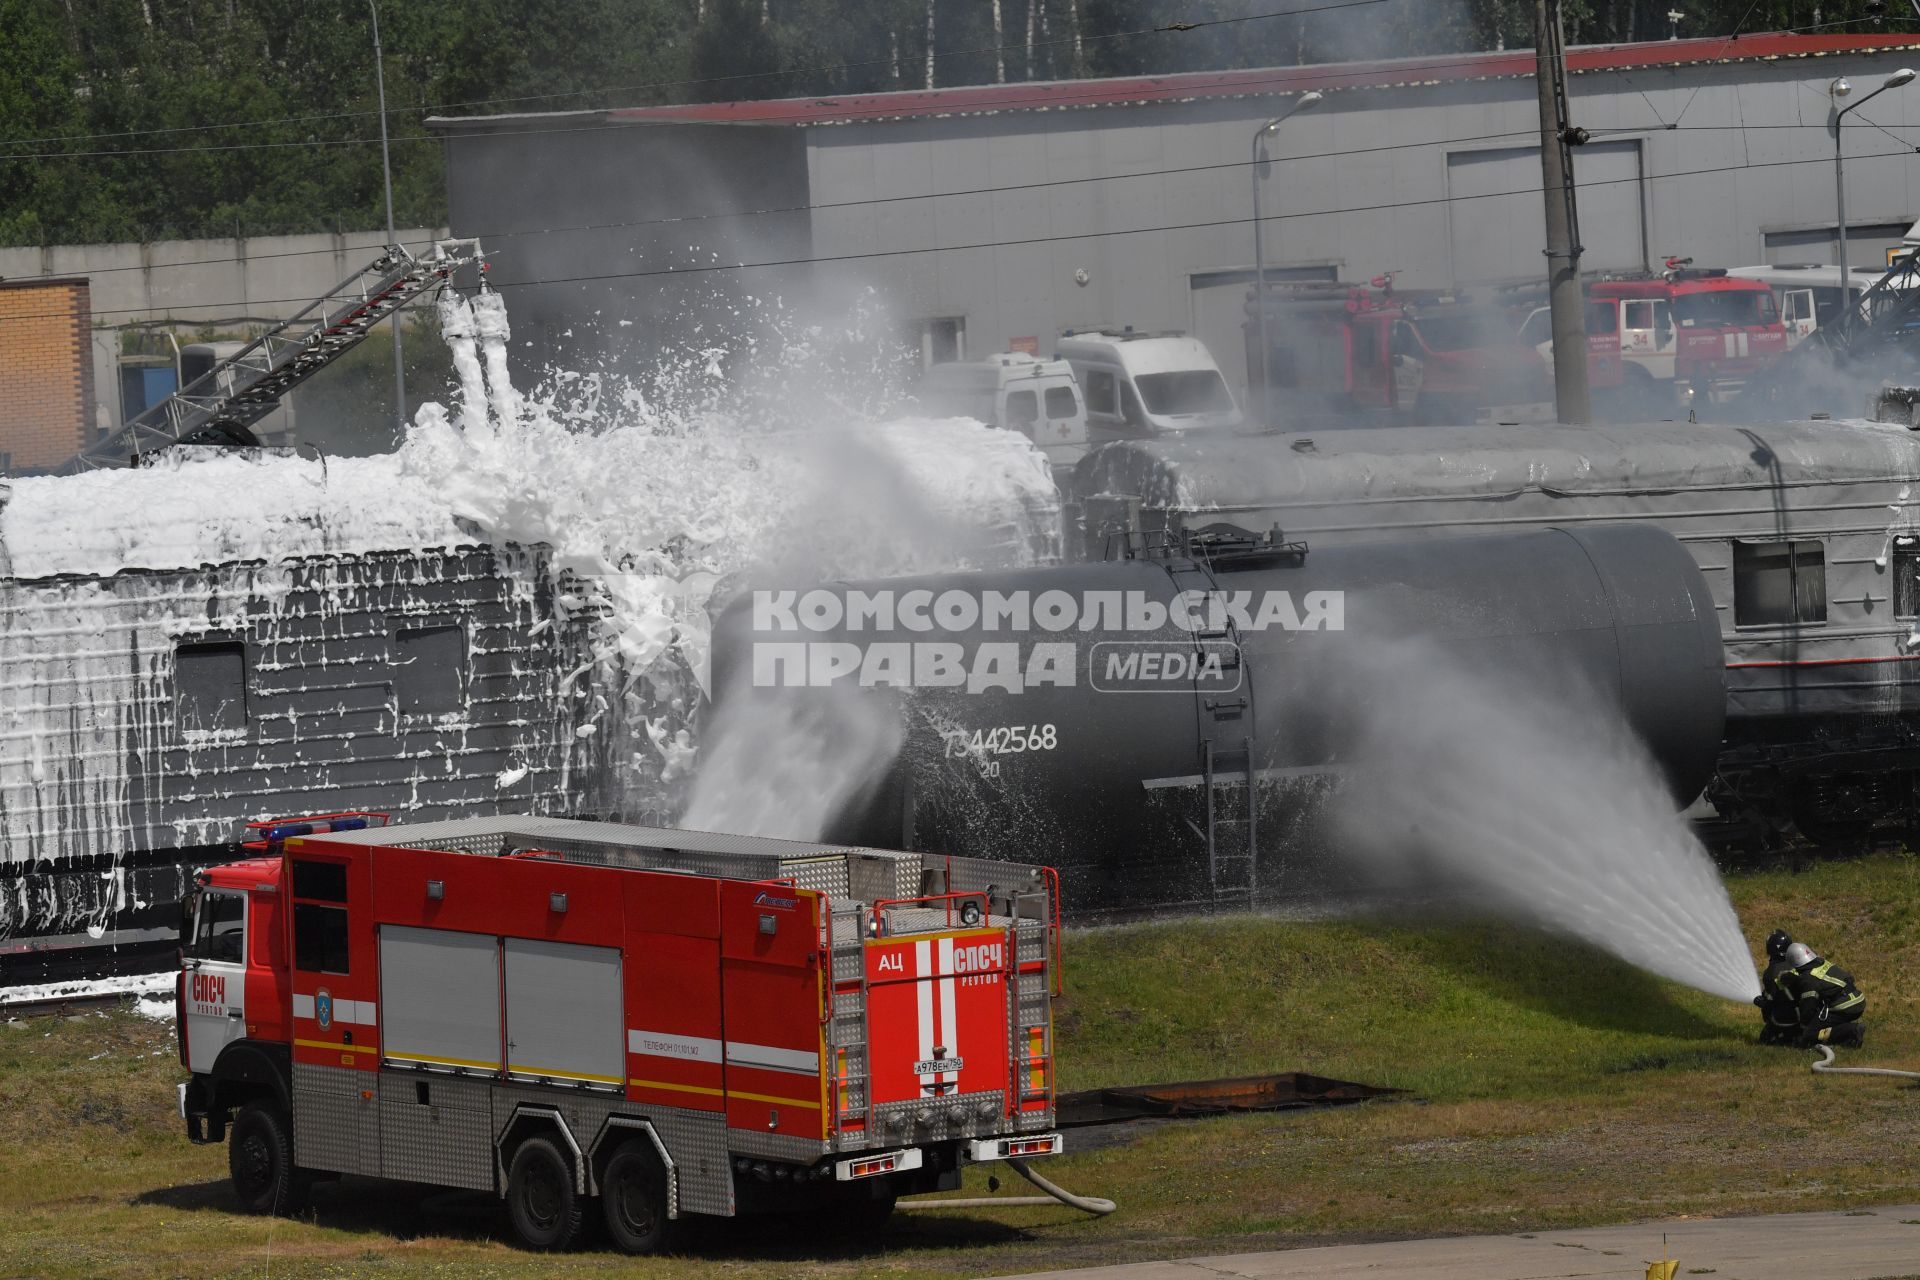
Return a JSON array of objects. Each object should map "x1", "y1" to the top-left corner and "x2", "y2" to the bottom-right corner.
[{"x1": 0, "y1": 0, "x2": 1898, "y2": 246}]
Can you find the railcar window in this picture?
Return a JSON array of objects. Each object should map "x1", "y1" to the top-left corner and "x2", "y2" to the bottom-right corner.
[
  {"x1": 1895, "y1": 538, "x2": 1920, "y2": 617},
  {"x1": 394, "y1": 624, "x2": 466, "y2": 716},
  {"x1": 174, "y1": 640, "x2": 248, "y2": 735},
  {"x1": 1733, "y1": 540, "x2": 1827, "y2": 626}
]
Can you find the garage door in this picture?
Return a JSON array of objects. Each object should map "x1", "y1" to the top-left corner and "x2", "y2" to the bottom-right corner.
[
  {"x1": 1446, "y1": 141, "x2": 1644, "y2": 285},
  {"x1": 1190, "y1": 265, "x2": 1337, "y2": 404}
]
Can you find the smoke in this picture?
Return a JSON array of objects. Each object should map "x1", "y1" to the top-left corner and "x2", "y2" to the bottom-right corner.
[
  {"x1": 1321, "y1": 637, "x2": 1760, "y2": 1003},
  {"x1": 680, "y1": 395, "x2": 1062, "y2": 841},
  {"x1": 406, "y1": 279, "x2": 1058, "y2": 825},
  {"x1": 682, "y1": 686, "x2": 905, "y2": 839}
]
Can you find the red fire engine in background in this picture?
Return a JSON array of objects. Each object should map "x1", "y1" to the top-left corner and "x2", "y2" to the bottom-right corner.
[
  {"x1": 1245, "y1": 275, "x2": 1621, "y2": 425},
  {"x1": 177, "y1": 812, "x2": 1062, "y2": 1252},
  {"x1": 1587, "y1": 259, "x2": 1788, "y2": 407}
]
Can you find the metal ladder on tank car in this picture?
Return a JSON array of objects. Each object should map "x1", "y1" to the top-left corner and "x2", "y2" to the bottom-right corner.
[
  {"x1": 1162, "y1": 550, "x2": 1259, "y2": 909},
  {"x1": 59, "y1": 239, "x2": 483, "y2": 474}
]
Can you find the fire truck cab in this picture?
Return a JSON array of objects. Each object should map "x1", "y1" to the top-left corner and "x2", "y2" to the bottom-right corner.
[
  {"x1": 177, "y1": 813, "x2": 1062, "y2": 1252},
  {"x1": 1246, "y1": 281, "x2": 1580, "y2": 425},
  {"x1": 1588, "y1": 262, "x2": 1787, "y2": 406}
]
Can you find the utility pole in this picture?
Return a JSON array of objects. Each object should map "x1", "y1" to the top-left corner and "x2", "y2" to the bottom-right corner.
[
  {"x1": 371, "y1": 0, "x2": 406, "y2": 435},
  {"x1": 1534, "y1": 0, "x2": 1590, "y2": 424}
]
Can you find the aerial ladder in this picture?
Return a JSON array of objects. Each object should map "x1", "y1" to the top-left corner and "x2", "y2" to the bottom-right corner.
[{"x1": 58, "y1": 239, "x2": 483, "y2": 475}]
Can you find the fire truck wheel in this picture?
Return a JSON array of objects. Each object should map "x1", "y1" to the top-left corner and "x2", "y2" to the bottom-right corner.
[
  {"x1": 601, "y1": 1143, "x2": 672, "y2": 1255},
  {"x1": 228, "y1": 1100, "x2": 311, "y2": 1216},
  {"x1": 833, "y1": 1184, "x2": 897, "y2": 1231},
  {"x1": 506, "y1": 1136, "x2": 584, "y2": 1251}
]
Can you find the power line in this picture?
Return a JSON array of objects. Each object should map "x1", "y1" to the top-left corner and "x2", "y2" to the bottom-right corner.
[
  {"x1": 0, "y1": 135, "x2": 433, "y2": 162},
  {"x1": 0, "y1": 0, "x2": 1394, "y2": 154},
  {"x1": 10, "y1": 51, "x2": 1912, "y2": 167},
  {"x1": 4, "y1": 137, "x2": 1917, "y2": 327},
  {"x1": 15, "y1": 128, "x2": 1543, "y2": 278},
  {"x1": 20, "y1": 108, "x2": 1904, "y2": 283}
]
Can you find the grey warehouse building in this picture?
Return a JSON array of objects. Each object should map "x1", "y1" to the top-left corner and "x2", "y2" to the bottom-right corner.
[{"x1": 430, "y1": 31, "x2": 1920, "y2": 398}]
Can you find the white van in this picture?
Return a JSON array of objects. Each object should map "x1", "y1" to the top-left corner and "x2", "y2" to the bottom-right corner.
[
  {"x1": 1054, "y1": 330, "x2": 1243, "y2": 441},
  {"x1": 919, "y1": 353, "x2": 1089, "y2": 468},
  {"x1": 1724, "y1": 265, "x2": 1877, "y2": 348}
]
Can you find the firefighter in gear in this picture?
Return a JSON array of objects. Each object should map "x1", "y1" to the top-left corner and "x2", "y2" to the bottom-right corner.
[
  {"x1": 1752, "y1": 929, "x2": 1804, "y2": 1046},
  {"x1": 1756, "y1": 932, "x2": 1866, "y2": 1049}
]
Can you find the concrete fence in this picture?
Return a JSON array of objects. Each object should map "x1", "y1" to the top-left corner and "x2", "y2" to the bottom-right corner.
[{"x1": 0, "y1": 227, "x2": 446, "y2": 438}]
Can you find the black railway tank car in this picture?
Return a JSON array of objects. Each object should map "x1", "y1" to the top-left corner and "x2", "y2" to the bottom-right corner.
[
  {"x1": 711, "y1": 524, "x2": 1725, "y2": 910},
  {"x1": 1073, "y1": 419, "x2": 1920, "y2": 848}
]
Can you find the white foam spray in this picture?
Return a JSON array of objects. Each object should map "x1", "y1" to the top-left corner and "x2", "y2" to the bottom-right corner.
[
  {"x1": 1, "y1": 284, "x2": 1061, "y2": 885},
  {"x1": 1326, "y1": 640, "x2": 1760, "y2": 1003}
]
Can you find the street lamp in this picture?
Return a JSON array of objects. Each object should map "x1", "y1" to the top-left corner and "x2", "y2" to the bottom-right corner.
[
  {"x1": 1831, "y1": 66, "x2": 1915, "y2": 332},
  {"x1": 1251, "y1": 90, "x2": 1323, "y2": 423}
]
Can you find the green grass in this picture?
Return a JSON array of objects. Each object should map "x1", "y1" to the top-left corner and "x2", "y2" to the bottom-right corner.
[{"x1": 2, "y1": 855, "x2": 1918, "y2": 1278}]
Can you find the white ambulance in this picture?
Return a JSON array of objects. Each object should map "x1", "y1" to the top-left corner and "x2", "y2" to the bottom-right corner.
[
  {"x1": 1053, "y1": 329, "x2": 1243, "y2": 442},
  {"x1": 920, "y1": 352, "x2": 1089, "y2": 469}
]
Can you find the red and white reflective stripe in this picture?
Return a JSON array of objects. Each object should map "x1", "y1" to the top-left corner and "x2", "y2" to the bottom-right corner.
[
  {"x1": 916, "y1": 939, "x2": 937, "y2": 1090},
  {"x1": 938, "y1": 937, "x2": 958, "y2": 1086},
  {"x1": 914, "y1": 937, "x2": 961, "y2": 1094}
]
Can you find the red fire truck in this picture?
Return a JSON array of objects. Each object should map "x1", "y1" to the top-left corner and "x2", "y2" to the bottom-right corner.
[
  {"x1": 1587, "y1": 260, "x2": 1788, "y2": 407},
  {"x1": 177, "y1": 813, "x2": 1062, "y2": 1252},
  {"x1": 1245, "y1": 278, "x2": 1620, "y2": 425}
]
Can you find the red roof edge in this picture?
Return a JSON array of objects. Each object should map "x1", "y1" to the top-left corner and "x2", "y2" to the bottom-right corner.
[{"x1": 588, "y1": 31, "x2": 1920, "y2": 128}]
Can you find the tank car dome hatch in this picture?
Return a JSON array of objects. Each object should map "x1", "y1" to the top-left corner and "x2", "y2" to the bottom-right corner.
[{"x1": 708, "y1": 523, "x2": 1724, "y2": 912}]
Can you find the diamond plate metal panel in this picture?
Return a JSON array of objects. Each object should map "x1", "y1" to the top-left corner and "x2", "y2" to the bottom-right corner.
[
  {"x1": 378, "y1": 1072, "x2": 495, "y2": 1191},
  {"x1": 630, "y1": 1108, "x2": 736, "y2": 1217},
  {"x1": 292, "y1": 1061, "x2": 381, "y2": 1176},
  {"x1": 782, "y1": 855, "x2": 849, "y2": 897},
  {"x1": 725, "y1": 1125, "x2": 833, "y2": 1163},
  {"x1": 490, "y1": 1084, "x2": 736, "y2": 1217}
]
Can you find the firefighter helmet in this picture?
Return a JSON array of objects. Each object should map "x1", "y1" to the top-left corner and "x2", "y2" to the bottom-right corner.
[
  {"x1": 1784, "y1": 942, "x2": 1818, "y2": 968},
  {"x1": 1766, "y1": 929, "x2": 1793, "y2": 959}
]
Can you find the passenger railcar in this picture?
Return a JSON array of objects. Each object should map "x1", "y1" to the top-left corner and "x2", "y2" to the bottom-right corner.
[{"x1": 1074, "y1": 419, "x2": 1920, "y2": 845}]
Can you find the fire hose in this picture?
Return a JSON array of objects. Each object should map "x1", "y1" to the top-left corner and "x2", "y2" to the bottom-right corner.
[
  {"x1": 898, "y1": 1157, "x2": 1118, "y2": 1216},
  {"x1": 1810, "y1": 1044, "x2": 1920, "y2": 1080}
]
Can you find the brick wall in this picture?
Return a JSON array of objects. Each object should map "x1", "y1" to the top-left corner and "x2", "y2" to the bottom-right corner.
[{"x1": 0, "y1": 279, "x2": 92, "y2": 473}]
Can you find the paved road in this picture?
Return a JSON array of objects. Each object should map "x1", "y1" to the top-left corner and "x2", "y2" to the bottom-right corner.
[{"x1": 997, "y1": 1204, "x2": 1920, "y2": 1280}]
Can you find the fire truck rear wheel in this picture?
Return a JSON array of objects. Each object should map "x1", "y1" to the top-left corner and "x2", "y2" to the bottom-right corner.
[
  {"x1": 228, "y1": 1100, "x2": 312, "y2": 1216},
  {"x1": 834, "y1": 1184, "x2": 898, "y2": 1231},
  {"x1": 506, "y1": 1136, "x2": 584, "y2": 1251},
  {"x1": 601, "y1": 1142, "x2": 672, "y2": 1255}
]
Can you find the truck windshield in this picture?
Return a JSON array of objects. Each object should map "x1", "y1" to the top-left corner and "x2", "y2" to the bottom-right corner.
[
  {"x1": 1134, "y1": 370, "x2": 1233, "y2": 415},
  {"x1": 1410, "y1": 311, "x2": 1521, "y2": 352},
  {"x1": 1673, "y1": 290, "x2": 1777, "y2": 328}
]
